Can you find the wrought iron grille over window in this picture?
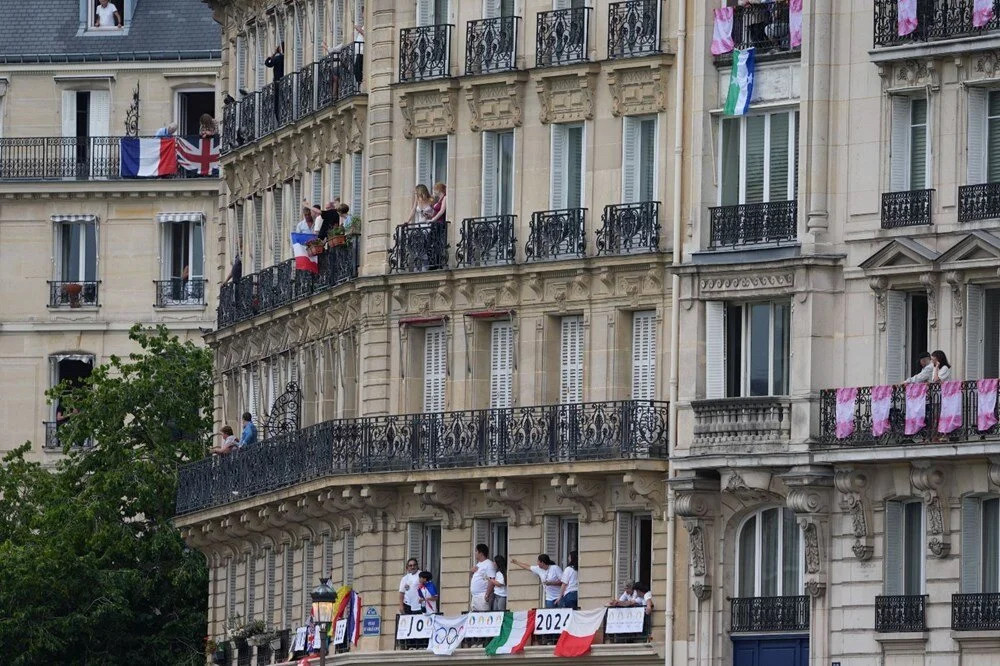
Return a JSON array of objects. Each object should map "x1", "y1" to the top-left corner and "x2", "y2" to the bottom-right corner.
[
  {"x1": 708, "y1": 200, "x2": 797, "y2": 248},
  {"x1": 730, "y1": 596, "x2": 810, "y2": 633},
  {"x1": 262, "y1": 382, "x2": 302, "y2": 439},
  {"x1": 154, "y1": 279, "x2": 206, "y2": 307},
  {"x1": 536, "y1": 7, "x2": 591, "y2": 67},
  {"x1": 959, "y1": 182, "x2": 1000, "y2": 223},
  {"x1": 874, "y1": 0, "x2": 1000, "y2": 47},
  {"x1": 875, "y1": 595, "x2": 927, "y2": 633},
  {"x1": 388, "y1": 222, "x2": 449, "y2": 273},
  {"x1": 952, "y1": 593, "x2": 1000, "y2": 631},
  {"x1": 597, "y1": 202, "x2": 660, "y2": 255},
  {"x1": 728, "y1": 0, "x2": 796, "y2": 53},
  {"x1": 881, "y1": 189, "x2": 933, "y2": 229},
  {"x1": 466, "y1": 17, "x2": 520, "y2": 74},
  {"x1": 608, "y1": 0, "x2": 661, "y2": 59},
  {"x1": 526, "y1": 208, "x2": 587, "y2": 261},
  {"x1": 175, "y1": 400, "x2": 669, "y2": 514},
  {"x1": 399, "y1": 25, "x2": 454, "y2": 82},
  {"x1": 456, "y1": 215, "x2": 517, "y2": 266},
  {"x1": 48, "y1": 281, "x2": 99, "y2": 308}
]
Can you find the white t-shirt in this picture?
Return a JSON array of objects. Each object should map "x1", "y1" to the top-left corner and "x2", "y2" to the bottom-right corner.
[
  {"x1": 643, "y1": 590, "x2": 653, "y2": 605},
  {"x1": 492, "y1": 570, "x2": 507, "y2": 598},
  {"x1": 399, "y1": 572, "x2": 421, "y2": 611},
  {"x1": 470, "y1": 558, "x2": 496, "y2": 596},
  {"x1": 618, "y1": 591, "x2": 639, "y2": 604},
  {"x1": 95, "y1": 3, "x2": 118, "y2": 27},
  {"x1": 531, "y1": 564, "x2": 563, "y2": 602},
  {"x1": 560, "y1": 566, "x2": 579, "y2": 594}
]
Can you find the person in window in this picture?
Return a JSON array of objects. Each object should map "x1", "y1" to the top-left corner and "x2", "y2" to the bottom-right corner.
[
  {"x1": 398, "y1": 558, "x2": 422, "y2": 615},
  {"x1": 469, "y1": 543, "x2": 496, "y2": 612},
  {"x1": 239, "y1": 412, "x2": 257, "y2": 447},
  {"x1": 903, "y1": 352, "x2": 933, "y2": 384},
  {"x1": 155, "y1": 122, "x2": 177, "y2": 138},
  {"x1": 94, "y1": 0, "x2": 122, "y2": 28},
  {"x1": 295, "y1": 200, "x2": 322, "y2": 234},
  {"x1": 632, "y1": 582, "x2": 654, "y2": 615},
  {"x1": 429, "y1": 182, "x2": 447, "y2": 223},
  {"x1": 555, "y1": 550, "x2": 579, "y2": 609},
  {"x1": 417, "y1": 571, "x2": 438, "y2": 615},
  {"x1": 408, "y1": 185, "x2": 435, "y2": 224},
  {"x1": 210, "y1": 425, "x2": 238, "y2": 456},
  {"x1": 930, "y1": 350, "x2": 952, "y2": 382},
  {"x1": 199, "y1": 114, "x2": 218, "y2": 139},
  {"x1": 610, "y1": 581, "x2": 639, "y2": 607},
  {"x1": 511, "y1": 555, "x2": 563, "y2": 608},
  {"x1": 487, "y1": 555, "x2": 508, "y2": 611}
]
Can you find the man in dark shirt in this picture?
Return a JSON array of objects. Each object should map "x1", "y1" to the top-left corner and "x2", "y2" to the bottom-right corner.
[{"x1": 265, "y1": 44, "x2": 285, "y2": 80}]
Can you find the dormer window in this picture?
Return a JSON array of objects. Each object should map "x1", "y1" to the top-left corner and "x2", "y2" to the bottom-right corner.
[{"x1": 87, "y1": 0, "x2": 127, "y2": 31}]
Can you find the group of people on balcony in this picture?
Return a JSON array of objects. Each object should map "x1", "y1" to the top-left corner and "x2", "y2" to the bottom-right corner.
[
  {"x1": 408, "y1": 183, "x2": 448, "y2": 225},
  {"x1": 903, "y1": 350, "x2": 952, "y2": 384},
  {"x1": 210, "y1": 412, "x2": 258, "y2": 456}
]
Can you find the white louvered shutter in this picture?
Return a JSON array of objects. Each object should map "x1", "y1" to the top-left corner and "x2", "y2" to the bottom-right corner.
[
  {"x1": 423, "y1": 326, "x2": 447, "y2": 413},
  {"x1": 631, "y1": 311, "x2": 656, "y2": 400},
  {"x1": 407, "y1": 523, "x2": 424, "y2": 564},
  {"x1": 265, "y1": 549, "x2": 276, "y2": 623},
  {"x1": 550, "y1": 124, "x2": 568, "y2": 209},
  {"x1": 255, "y1": 28, "x2": 266, "y2": 90},
  {"x1": 312, "y1": 170, "x2": 323, "y2": 204},
  {"x1": 490, "y1": 321, "x2": 514, "y2": 409},
  {"x1": 273, "y1": 186, "x2": 285, "y2": 264},
  {"x1": 323, "y1": 533, "x2": 334, "y2": 575},
  {"x1": 885, "y1": 291, "x2": 907, "y2": 383},
  {"x1": 989, "y1": 92, "x2": 1000, "y2": 183},
  {"x1": 253, "y1": 196, "x2": 264, "y2": 270},
  {"x1": 61, "y1": 91, "x2": 76, "y2": 137},
  {"x1": 283, "y1": 547, "x2": 294, "y2": 628},
  {"x1": 416, "y1": 139, "x2": 433, "y2": 189},
  {"x1": 968, "y1": 284, "x2": 985, "y2": 380},
  {"x1": 352, "y1": 152, "x2": 363, "y2": 216},
  {"x1": 329, "y1": 161, "x2": 342, "y2": 200},
  {"x1": 236, "y1": 35, "x2": 248, "y2": 92},
  {"x1": 87, "y1": 90, "x2": 110, "y2": 138},
  {"x1": 962, "y1": 497, "x2": 983, "y2": 593},
  {"x1": 482, "y1": 132, "x2": 498, "y2": 216},
  {"x1": 705, "y1": 301, "x2": 726, "y2": 399},
  {"x1": 567, "y1": 125, "x2": 584, "y2": 208},
  {"x1": 553, "y1": 0, "x2": 572, "y2": 9},
  {"x1": 890, "y1": 96, "x2": 911, "y2": 192},
  {"x1": 615, "y1": 512, "x2": 633, "y2": 594},
  {"x1": 969, "y1": 88, "x2": 988, "y2": 186},
  {"x1": 473, "y1": 519, "x2": 490, "y2": 551},
  {"x1": 302, "y1": 540, "x2": 314, "y2": 623},
  {"x1": 227, "y1": 558, "x2": 237, "y2": 619},
  {"x1": 622, "y1": 116, "x2": 640, "y2": 203},
  {"x1": 344, "y1": 532, "x2": 356, "y2": 585},
  {"x1": 334, "y1": 0, "x2": 345, "y2": 45},
  {"x1": 246, "y1": 556, "x2": 256, "y2": 618},
  {"x1": 884, "y1": 500, "x2": 903, "y2": 596},
  {"x1": 543, "y1": 515, "x2": 561, "y2": 558},
  {"x1": 293, "y1": 179, "x2": 303, "y2": 214},
  {"x1": 315, "y1": 0, "x2": 326, "y2": 58},
  {"x1": 417, "y1": 0, "x2": 433, "y2": 26},
  {"x1": 768, "y1": 112, "x2": 790, "y2": 201},
  {"x1": 559, "y1": 316, "x2": 584, "y2": 403},
  {"x1": 483, "y1": 0, "x2": 502, "y2": 19},
  {"x1": 744, "y1": 115, "x2": 765, "y2": 203},
  {"x1": 294, "y1": 7, "x2": 304, "y2": 70}
]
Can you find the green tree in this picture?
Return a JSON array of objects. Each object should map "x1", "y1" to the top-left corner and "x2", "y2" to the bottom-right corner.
[{"x1": 0, "y1": 325, "x2": 212, "y2": 665}]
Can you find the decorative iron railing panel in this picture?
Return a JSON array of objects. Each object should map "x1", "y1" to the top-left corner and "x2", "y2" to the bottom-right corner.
[
  {"x1": 297, "y1": 65, "x2": 315, "y2": 118},
  {"x1": 243, "y1": 90, "x2": 264, "y2": 141},
  {"x1": 958, "y1": 182, "x2": 1000, "y2": 223},
  {"x1": 388, "y1": 222, "x2": 449, "y2": 273},
  {"x1": 730, "y1": 596, "x2": 810, "y2": 633},
  {"x1": 221, "y1": 102, "x2": 239, "y2": 154},
  {"x1": 708, "y1": 200, "x2": 797, "y2": 248},
  {"x1": 317, "y1": 42, "x2": 364, "y2": 109},
  {"x1": 176, "y1": 400, "x2": 668, "y2": 514},
  {"x1": 48, "y1": 281, "x2": 99, "y2": 308},
  {"x1": 399, "y1": 24, "x2": 454, "y2": 82},
  {"x1": 526, "y1": 208, "x2": 587, "y2": 261},
  {"x1": 276, "y1": 73, "x2": 296, "y2": 127},
  {"x1": 874, "y1": 0, "x2": 1000, "y2": 47},
  {"x1": 728, "y1": 0, "x2": 797, "y2": 54},
  {"x1": 43, "y1": 421, "x2": 94, "y2": 451},
  {"x1": 875, "y1": 595, "x2": 927, "y2": 633},
  {"x1": 597, "y1": 201, "x2": 660, "y2": 255},
  {"x1": 881, "y1": 189, "x2": 933, "y2": 228},
  {"x1": 536, "y1": 7, "x2": 591, "y2": 67},
  {"x1": 154, "y1": 279, "x2": 207, "y2": 307},
  {"x1": 456, "y1": 215, "x2": 517, "y2": 266},
  {"x1": 952, "y1": 593, "x2": 1000, "y2": 630},
  {"x1": 608, "y1": 1, "x2": 661, "y2": 59},
  {"x1": 466, "y1": 16, "x2": 520, "y2": 74}
]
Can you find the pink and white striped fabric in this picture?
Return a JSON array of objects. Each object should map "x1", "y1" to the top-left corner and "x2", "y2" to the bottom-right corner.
[
  {"x1": 712, "y1": 8, "x2": 735, "y2": 56},
  {"x1": 790, "y1": 0, "x2": 803, "y2": 48},
  {"x1": 835, "y1": 387, "x2": 858, "y2": 439},
  {"x1": 871, "y1": 384, "x2": 894, "y2": 437},
  {"x1": 979, "y1": 378, "x2": 999, "y2": 432},
  {"x1": 937, "y1": 380, "x2": 963, "y2": 434},
  {"x1": 898, "y1": 0, "x2": 918, "y2": 36},
  {"x1": 904, "y1": 382, "x2": 928, "y2": 435},
  {"x1": 974, "y1": 0, "x2": 996, "y2": 28}
]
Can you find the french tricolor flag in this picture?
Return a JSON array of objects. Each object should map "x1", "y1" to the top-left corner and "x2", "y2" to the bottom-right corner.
[
  {"x1": 291, "y1": 231, "x2": 320, "y2": 273},
  {"x1": 119, "y1": 137, "x2": 177, "y2": 178}
]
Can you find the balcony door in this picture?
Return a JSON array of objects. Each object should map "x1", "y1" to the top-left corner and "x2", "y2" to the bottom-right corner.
[
  {"x1": 482, "y1": 130, "x2": 514, "y2": 216},
  {"x1": 57, "y1": 220, "x2": 98, "y2": 284},
  {"x1": 965, "y1": 286, "x2": 1000, "y2": 381},
  {"x1": 885, "y1": 500, "x2": 925, "y2": 597},
  {"x1": 967, "y1": 88, "x2": 1000, "y2": 187},
  {"x1": 705, "y1": 300, "x2": 790, "y2": 399},
  {"x1": 423, "y1": 325, "x2": 447, "y2": 413},
  {"x1": 885, "y1": 291, "x2": 928, "y2": 383},
  {"x1": 719, "y1": 111, "x2": 797, "y2": 206},
  {"x1": 550, "y1": 123, "x2": 585, "y2": 209},
  {"x1": 622, "y1": 115, "x2": 657, "y2": 203},
  {"x1": 483, "y1": 0, "x2": 516, "y2": 17},
  {"x1": 490, "y1": 321, "x2": 514, "y2": 409},
  {"x1": 559, "y1": 315, "x2": 583, "y2": 404},
  {"x1": 962, "y1": 496, "x2": 1000, "y2": 594},
  {"x1": 631, "y1": 310, "x2": 656, "y2": 400},
  {"x1": 162, "y1": 217, "x2": 205, "y2": 303},
  {"x1": 417, "y1": 136, "x2": 449, "y2": 193},
  {"x1": 60, "y1": 90, "x2": 110, "y2": 178}
]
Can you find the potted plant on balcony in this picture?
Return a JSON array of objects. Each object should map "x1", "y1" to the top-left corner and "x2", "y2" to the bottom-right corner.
[
  {"x1": 346, "y1": 214, "x2": 361, "y2": 242},
  {"x1": 61, "y1": 282, "x2": 83, "y2": 308},
  {"x1": 305, "y1": 237, "x2": 326, "y2": 256},
  {"x1": 206, "y1": 637, "x2": 227, "y2": 665},
  {"x1": 244, "y1": 619, "x2": 279, "y2": 647},
  {"x1": 328, "y1": 223, "x2": 347, "y2": 247}
]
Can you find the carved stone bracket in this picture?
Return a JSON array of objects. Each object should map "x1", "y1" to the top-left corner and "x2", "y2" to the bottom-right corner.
[
  {"x1": 535, "y1": 67, "x2": 599, "y2": 124},
  {"x1": 464, "y1": 73, "x2": 526, "y2": 132},
  {"x1": 920, "y1": 273, "x2": 939, "y2": 330},
  {"x1": 551, "y1": 474, "x2": 606, "y2": 522},
  {"x1": 671, "y1": 475, "x2": 720, "y2": 602},
  {"x1": 622, "y1": 471, "x2": 666, "y2": 520},
  {"x1": 870, "y1": 276, "x2": 889, "y2": 333},
  {"x1": 945, "y1": 271, "x2": 964, "y2": 328},
  {"x1": 782, "y1": 466, "x2": 834, "y2": 598},
  {"x1": 398, "y1": 82, "x2": 459, "y2": 139},
  {"x1": 989, "y1": 458, "x2": 1000, "y2": 491},
  {"x1": 721, "y1": 468, "x2": 781, "y2": 504},
  {"x1": 835, "y1": 469, "x2": 873, "y2": 561},
  {"x1": 910, "y1": 463, "x2": 950, "y2": 558},
  {"x1": 606, "y1": 62, "x2": 668, "y2": 117},
  {"x1": 975, "y1": 50, "x2": 1000, "y2": 78},
  {"x1": 414, "y1": 482, "x2": 464, "y2": 528},
  {"x1": 480, "y1": 478, "x2": 533, "y2": 526}
]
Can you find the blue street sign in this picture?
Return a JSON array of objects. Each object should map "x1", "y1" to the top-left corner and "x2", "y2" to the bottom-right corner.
[{"x1": 361, "y1": 607, "x2": 381, "y2": 636}]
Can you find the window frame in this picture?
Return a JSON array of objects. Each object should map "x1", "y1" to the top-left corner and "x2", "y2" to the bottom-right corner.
[
  {"x1": 719, "y1": 109, "x2": 798, "y2": 206},
  {"x1": 55, "y1": 219, "x2": 99, "y2": 283},
  {"x1": 621, "y1": 114, "x2": 659, "y2": 203},
  {"x1": 85, "y1": 0, "x2": 129, "y2": 34},
  {"x1": 161, "y1": 218, "x2": 205, "y2": 281},
  {"x1": 734, "y1": 506, "x2": 804, "y2": 598}
]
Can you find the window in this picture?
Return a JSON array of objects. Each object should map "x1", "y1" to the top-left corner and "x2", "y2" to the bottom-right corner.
[
  {"x1": 176, "y1": 90, "x2": 214, "y2": 136},
  {"x1": 57, "y1": 219, "x2": 98, "y2": 283},
  {"x1": 490, "y1": 520, "x2": 509, "y2": 559},
  {"x1": 60, "y1": 90, "x2": 110, "y2": 140},
  {"x1": 329, "y1": 161, "x2": 342, "y2": 201},
  {"x1": 720, "y1": 111, "x2": 798, "y2": 206},
  {"x1": 615, "y1": 512, "x2": 653, "y2": 592},
  {"x1": 236, "y1": 35, "x2": 248, "y2": 93},
  {"x1": 51, "y1": 354, "x2": 94, "y2": 419},
  {"x1": 416, "y1": 0, "x2": 449, "y2": 26},
  {"x1": 272, "y1": 186, "x2": 284, "y2": 265},
  {"x1": 622, "y1": 115, "x2": 657, "y2": 203},
  {"x1": 484, "y1": 0, "x2": 516, "y2": 17},
  {"x1": 966, "y1": 286, "x2": 1000, "y2": 380},
  {"x1": 705, "y1": 300, "x2": 790, "y2": 398},
  {"x1": 631, "y1": 310, "x2": 656, "y2": 400},
  {"x1": 736, "y1": 507, "x2": 802, "y2": 597},
  {"x1": 551, "y1": 123, "x2": 585, "y2": 209},
  {"x1": 160, "y1": 216, "x2": 204, "y2": 303},
  {"x1": 885, "y1": 291, "x2": 928, "y2": 383},
  {"x1": 967, "y1": 89, "x2": 1000, "y2": 185},
  {"x1": 89, "y1": 0, "x2": 126, "y2": 30},
  {"x1": 423, "y1": 325, "x2": 447, "y2": 413},
  {"x1": 490, "y1": 321, "x2": 514, "y2": 409},
  {"x1": 351, "y1": 151, "x2": 364, "y2": 218},
  {"x1": 890, "y1": 96, "x2": 929, "y2": 192},
  {"x1": 482, "y1": 130, "x2": 515, "y2": 216},
  {"x1": 417, "y1": 137, "x2": 449, "y2": 190},
  {"x1": 543, "y1": 515, "x2": 578, "y2": 571},
  {"x1": 559, "y1": 315, "x2": 584, "y2": 403},
  {"x1": 885, "y1": 500, "x2": 924, "y2": 596},
  {"x1": 962, "y1": 496, "x2": 1000, "y2": 594},
  {"x1": 408, "y1": 522, "x2": 442, "y2": 584},
  {"x1": 311, "y1": 169, "x2": 323, "y2": 203}
]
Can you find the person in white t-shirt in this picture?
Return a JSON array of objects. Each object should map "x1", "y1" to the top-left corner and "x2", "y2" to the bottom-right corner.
[
  {"x1": 634, "y1": 582, "x2": 654, "y2": 615},
  {"x1": 487, "y1": 555, "x2": 508, "y2": 611},
  {"x1": 94, "y1": 0, "x2": 122, "y2": 28},
  {"x1": 611, "y1": 581, "x2": 640, "y2": 607},
  {"x1": 512, "y1": 554, "x2": 563, "y2": 608},
  {"x1": 469, "y1": 543, "x2": 497, "y2": 612},
  {"x1": 398, "y1": 558, "x2": 422, "y2": 614},
  {"x1": 555, "y1": 551, "x2": 579, "y2": 609}
]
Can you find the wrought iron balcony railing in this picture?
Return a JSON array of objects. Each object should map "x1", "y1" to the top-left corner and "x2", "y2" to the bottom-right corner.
[
  {"x1": 43, "y1": 421, "x2": 94, "y2": 451},
  {"x1": 216, "y1": 241, "x2": 359, "y2": 329},
  {"x1": 536, "y1": 7, "x2": 591, "y2": 67},
  {"x1": 466, "y1": 16, "x2": 520, "y2": 74},
  {"x1": 526, "y1": 208, "x2": 587, "y2": 261},
  {"x1": 882, "y1": 189, "x2": 934, "y2": 229},
  {"x1": 48, "y1": 280, "x2": 99, "y2": 308},
  {"x1": 727, "y1": 0, "x2": 797, "y2": 55},
  {"x1": 597, "y1": 201, "x2": 660, "y2": 255},
  {"x1": 154, "y1": 279, "x2": 207, "y2": 307},
  {"x1": 708, "y1": 200, "x2": 797, "y2": 248},
  {"x1": 959, "y1": 182, "x2": 1000, "y2": 223},
  {"x1": 399, "y1": 24, "x2": 454, "y2": 82},
  {"x1": 876, "y1": 595, "x2": 927, "y2": 633},
  {"x1": 608, "y1": 0, "x2": 661, "y2": 59},
  {"x1": 731, "y1": 596, "x2": 810, "y2": 633},
  {"x1": 874, "y1": 0, "x2": 1000, "y2": 48},
  {"x1": 317, "y1": 42, "x2": 363, "y2": 108},
  {"x1": 953, "y1": 593, "x2": 1000, "y2": 631},
  {"x1": 175, "y1": 399, "x2": 669, "y2": 514},
  {"x1": 819, "y1": 381, "x2": 1000, "y2": 448},
  {"x1": 388, "y1": 222, "x2": 449, "y2": 273},
  {"x1": 456, "y1": 215, "x2": 517, "y2": 267}
]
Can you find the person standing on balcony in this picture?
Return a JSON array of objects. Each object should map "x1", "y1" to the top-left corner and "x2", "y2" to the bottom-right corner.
[
  {"x1": 239, "y1": 412, "x2": 258, "y2": 447},
  {"x1": 94, "y1": 0, "x2": 122, "y2": 28},
  {"x1": 155, "y1": 122, "x2": 177, "y2": 137},
  {"x1": 487, "y1": 555, "x2": 508, "y2": 611},
  {"x1": 353, "y1": 23, "x2": 365, "y2": 90},
  {"x1": 265, "y1": 43, "x2": 285, "y2": 81},
  {"x1": 408, "y1": 185, "x2": 435, "y2": 224},
  {"x1": 429, "y1": 182, "x2": 447, "y2": 223},
  {"x1": 210, "y1": 425, "x2": 238, "y2": 456},
  {"x1": 903, "y1": 352, "x2": 932, "y2": 384},
  {"x1": 511, "y1": 555, "x2": 563, "y2": 608},
  {"x1": 555, "y1": 551, "x2": 579, "y2": 609},
  {"x1": 469, "y1": 543, "x2": 496, "y2": 612},
  {"x1": 417, "y1": 571, "x2": 438, "y2": 614},
  {"x1": 930, "y1": 350, "x2": 952, "y2": 382},
  {"x1": 398, "y1": 558, "x2": 422, "y2": 615}
]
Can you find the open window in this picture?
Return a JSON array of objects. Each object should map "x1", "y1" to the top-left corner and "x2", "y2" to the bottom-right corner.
[
  {"x1": 407, "y1": 522, "x2": 442, "y2": 584},
  {"x1": 50, "y1": 354, "x2": 94, "y2": 419},
  {"x1": 158, "y1": 213, "x2": 205, "y2": 305},
  {"x1": 705, "y1": 300, "x2": 790, "y2": 399},
  {"x1": 88, "y1": 0, "x2": 126, "y2": 30},
  {"x1": 417, "y1": 136, "x2": 449, "y2": 190},
  {"x1": 615, "y1": 511, "x2": 653, "y2": 592},
  {"x1": 736, "y1": 507, "x2": 802, "y2": 598},
  {"x1": 176, "y1": 90, "x2": 215, "y2": 137},
  {"x1": 885, "y1": 291, "x2": 929, "y2": 383}
]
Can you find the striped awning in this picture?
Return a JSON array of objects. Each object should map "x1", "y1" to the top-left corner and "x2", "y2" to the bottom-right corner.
[
  {"x1": 156, "y1": 211, "x2": 205, "y2": 223},
  {"x1": 50, "y1": 214, "x2": 98, "y2": 223}
]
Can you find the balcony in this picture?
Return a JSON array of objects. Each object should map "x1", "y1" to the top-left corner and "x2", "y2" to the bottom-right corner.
[
  {"x1": 154, "y1": 279, "x2": 206, "y2": 307},
  {"x1": 216, "y1": 242, "x2": 359, "y2": 329},
  {"x1": 43, "y1": 421, "x2": 93, "y2": 451},
  {"x1": 874, "y1": 0, "x2": 1000, "y2": 48},
  {"x1": 959, "y1": 182, "x2": 1000, "y2": 223},
  {"x1": 466, "y1": 16, "x2": 520, "y2": 74},
  {"x1": 608, "y1": 1, "x2": 661, "y2": 59},
  {"x1": 881, "y1": 189, "x2": 933, "y2": 229},
  {"x1": 456, "y1": 215, "x2": 517, "y2": 267},
  {"x1": 728, "y1": 0, "x2": 797, "y2": 56},
  {"x1": 536, "y1": 7, "x2": 591, "y2": 67},
  {"x1": 818, "y1": 381, "x2": 1000, "y2": 448},
  {"x1": 399, "y1": 25, "x2": 454, "y2": 82},
  {"x1": 48, "y1": 281, "x2": 99, "y2": 308},
  {"x1": 708, "y1": 200, "x2": 797, "y2": 249},
  {"x1": 953, "y1": 593, "x2": 1000, "y2": 630},
  {"x1": 526, "y1": 208, "x2": 587, "y2": 261},
  {"x1": 691, "y1": 397, "x2": 792, "y2": 451},
  {"x1": 597, "y1": 202, "x2": 660, "y2": 255},
  {"x1": 731, "y1": 596, "x2": 810, "y2": 633},
  {"x1": 876, "y1": 595, "x2": 927, "y2": 633},
  {"x1": 175, "y1": 399, "x2": 669, "y2": 514},
  {"x1": 388, "y1": 222, "x2": 449, "y2": 273}
]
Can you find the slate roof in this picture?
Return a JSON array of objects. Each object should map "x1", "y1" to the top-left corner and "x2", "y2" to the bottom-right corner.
[{"x1": 0, "y1": 0, "x2": 221, "y2": 63}]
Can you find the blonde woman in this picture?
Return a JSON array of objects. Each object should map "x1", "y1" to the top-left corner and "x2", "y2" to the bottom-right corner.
[{"x1": 408, "y1": 184, "x2": 435, "y2": 224}]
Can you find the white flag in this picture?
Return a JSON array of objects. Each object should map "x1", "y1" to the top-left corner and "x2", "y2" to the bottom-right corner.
[{"x1": 427, "y1": 614, "x2": 469, "y2": 655}]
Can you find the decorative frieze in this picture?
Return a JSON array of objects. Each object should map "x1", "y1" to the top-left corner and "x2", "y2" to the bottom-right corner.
[
  {"x1": 398, "y1": 83, "x2": 459, "y2": 139},
  {"x1": 535, "y1": 67, "x2": 599, "y2": 124},
  {"x1": 465, "y1": 74, "x2": 526, "y2": 132},
  {"x1": 698, "y1": 272, "x2": 794, "y2": 297},
  {"x1": 606, "y1": 63, "x2": 667, "y2": 117}
]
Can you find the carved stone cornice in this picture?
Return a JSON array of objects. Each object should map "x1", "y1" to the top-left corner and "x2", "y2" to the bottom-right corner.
[
  {"x1": 534, "y1": 66, "x2": 599, "y2": 124},
  {"x1": 480, "y1": 478, "x2": 533, "y2": 526},
  {"x1": 606, "y1": 61, "x2": 668, "y2": 117},
  {"x1": 551, "y1": 474, "x2": 606, "y2": 522},
  {"x1": 414, "y1": 482, "x2": 463, "y2": 528},
  {"x1": 834, "y1": 469, "x2": 873, "y2": 561},
  {"x1": 398, "y1": 81, "x2": 459, "y2": 139},
  {"x1": 464, "y1": 72, "x2": 527, "y2": 132},
  {"x1": 910, "y1": 463, "x2": 951, "y2": 558},
  {"x1": 622, "y1": 471, "x2": 666, "y2": 519}
]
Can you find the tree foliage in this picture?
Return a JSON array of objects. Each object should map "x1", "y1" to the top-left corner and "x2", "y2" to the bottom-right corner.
[{"x1": 0, "y1": 325, "x2": 213, "y2": 665}]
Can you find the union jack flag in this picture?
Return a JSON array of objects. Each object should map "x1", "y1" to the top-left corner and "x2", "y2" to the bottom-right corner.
[{"x1": 176, "y1": 137, "x2": 220, "y2": 176}]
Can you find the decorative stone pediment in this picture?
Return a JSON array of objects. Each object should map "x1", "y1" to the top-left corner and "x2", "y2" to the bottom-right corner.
[
  {"x1": 606, "y1": 62, "x2": 668, "y2": 117},
  {"x1": 893, "y1": 59, "x2": 938, "y2": 89},
  {"x1": 697, "y1": 272, "x2": 793, "y2": 298},
  {"x1": 535, "y1": 66, "x2": 599, "y2": 124},
  {"x1": 464, "y1": 73, "x2": 527, "y2": 132},
  {"x1": 398, "y1": 82, "x2": 459, "y2": 139},
  {"x1": 938, "y1": 231, "x2": 1000, "y2": 272},
  {"x1": 860, "y1": 237, "x2": 939, "y2": 274}
]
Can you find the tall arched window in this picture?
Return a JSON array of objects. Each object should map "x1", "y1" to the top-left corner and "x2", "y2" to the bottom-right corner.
[{"x1": 736, "y1": 507, "x2": 803, "y2": 597}]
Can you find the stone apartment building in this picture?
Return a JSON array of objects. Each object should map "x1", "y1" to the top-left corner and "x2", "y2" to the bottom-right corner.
[{"x1": 0, "y1": 0, "x2": 222, "y2": 461}]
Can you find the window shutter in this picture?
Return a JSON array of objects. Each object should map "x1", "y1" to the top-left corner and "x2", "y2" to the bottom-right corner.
[
  {"x1": 768, "y1": 112, "x2": 790, "y2": 201},
  {"x1": 294, "y1": 7, "x2": 304, "y2": 70},
  {"x1": 483, "y1": 0, "x2": 502, "y2": 19},
  {"x1": 567, "y1": 125, "x2": 584, "y2": 208},
  {"x1": 246, "y1": 556, "x2": 256, "y2": 619},
  {"x1": 473, "y1": 518, "x2": 490, "y2": 551},
  {"x1": 227, "y1": 558, "x2": 237, "y2": 619},
  {"x1": 884, "y1": 500, "x2": 903, "y2": 596},
  {"x1": 250, "y1": 365, "x2": 261, "y2": 418},
  {"x1": 969, "y1": 88, "x2": 988, "y2": 185},
  {"x1": 482, "y1": 132, "x2": 499, "y2": 216},
  {"x1": 352, "y1": 152, "x2": 363, "y2": 216},
  {"x1": 639, "y1": 118, "x2": 657, "y2": 201},
  {"x1": 329, "y1": 161, "x2": 342, "y2": 200},
  {"x1": 622, "y1": 117, "x2": 640, "y2": 203},
  {"x1": 255, "y1": 28, "x2": 266, "y2": 90},
  {"x1": 910, "y1": 98, "x2": 928, "y2": 190},
  {"x1": 407, "y1": 523, "x2": 424, "y2": 564},
  {"x1": 272, "y1": 187, "x2": 284, "y2": 265},
  {"x1": 303, "y1": 539, "x2": 314, "y2": 623},
  {"x1": 989, "y1": 92, "x2": 1000, "y2": 183},
  {"x1": 61, "y1": 91, "x2": 76, "y2": 138},
  {"x1": 543, "y1": 515, "x2": 560, "y2": 557},
  {"x1": 323, "y1": 533, "x2": 334, "y2": 575},
  {"x1": 416, "y1": 0, "x2": 433, "y2": 26},
  {"x1": 962, "y1": 496, "x2": 983, "y2": 594},
  {"x1": 416, "y1": 139, "x2": 432, "y2": 189},
  {"x1": 293, "y1": 179, "x2": 303, "y2": 215},
  {"x1": 315, "y1": 0, "x2": 326, "y2": 58},
  {"x1": 553, "y1": 0, "x2": 572, "y2": 10},
  {"x1": 87, "y1": 90, "x2": 111, "y2": 138},
  {"x1": 423, "y1": 326, "x2": 447, "y2": 413},
  {"x1": 490, "y1": 321, "x2": 514, "y2": 409},
  {"x1": 559, "y1": 316, "x2": 584, "y2": 403},
  {"x1": 253, "y1": 196, "x2": 264, "y2": 271},
  {"x1": 550, "y1": 124, "x2": 568, "y2": 209},
  {"x1": 266, "y1": 548, "x2": 276, "y2": 622},
  {"x1": 705, "y1": 301, "x2": 726, "y2": 399},
  {"x1": 890, "y1": 96, "x2": 911, "y2": 192},
  {"x1": 615, "y1": 511, "x2": 634, "y2": 594},
  {"x1": 236, "y1": 35, "x2": 247, "y2": 92},
  {"x1": 631, "y1": 311, "x2": 656, "y2": 400},
  {"x1": 744, "y1": 115, "x2": 765, "y2": 204},
  {"x1": 334, "y1": 0, "x2": 345, "y2": 45},
  {"x1": 344, "y1": 532, "x2": 355, "y2": 585},
  {"x1": 283, "y1": 547, "x2": 294, "y2": 628},
  {"x1": 968, "y1": 284, "x2": 985, "y2": 381},
  {"x1": 885, "y1": 291, "x2": 907, "y2": 383}
]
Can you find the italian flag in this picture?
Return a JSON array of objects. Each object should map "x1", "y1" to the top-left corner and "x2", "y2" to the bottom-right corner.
[
  {"x1": 723, "y1": 48, "x2": 755, "y2": 116},
  {"x1": 485, "y1": 610, "x2": 535, "y2": 656},
  {"x1": 553, "y1": 608, "x2": 606, "y2": 658}
]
